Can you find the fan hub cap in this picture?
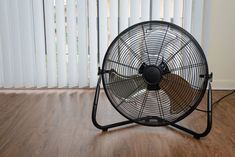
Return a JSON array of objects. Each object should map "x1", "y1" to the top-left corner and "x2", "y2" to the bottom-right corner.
[{"x1": 142, "y1": 65, "x2": 162, "y2": 85}]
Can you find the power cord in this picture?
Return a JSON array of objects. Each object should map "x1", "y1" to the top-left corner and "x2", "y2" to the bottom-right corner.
[{"x1": 195, "y1": 90, "x2": 235, "y2": 113}]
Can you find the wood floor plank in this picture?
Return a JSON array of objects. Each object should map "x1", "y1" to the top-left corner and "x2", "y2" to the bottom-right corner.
[{"x1": 0, "y1": 90, "x2": 234, "y2": 157}]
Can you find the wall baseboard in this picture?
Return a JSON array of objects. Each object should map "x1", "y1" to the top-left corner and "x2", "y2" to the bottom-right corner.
[{"x1": 212, "y1": 80, "x2": 235, "y2": 90}]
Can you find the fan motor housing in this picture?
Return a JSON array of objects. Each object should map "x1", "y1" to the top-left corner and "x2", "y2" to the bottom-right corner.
[
  {"x1": 143, "y1": 65, "x2": 162, "y2": 85},
  {"x1": 139, "y1": 62, "x2": 170, "y2": 90}
]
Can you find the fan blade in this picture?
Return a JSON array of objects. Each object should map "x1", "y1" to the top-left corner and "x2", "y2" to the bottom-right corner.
[
  {"x1": 109, "y1": 70, "x2": 145, "y2": 99},
  {"x1": 159, "y1": 73, "x2": 196, "y2": 114}
]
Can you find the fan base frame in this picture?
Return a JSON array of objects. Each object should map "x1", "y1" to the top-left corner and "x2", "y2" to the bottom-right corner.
[{"x1": 92, "y1": 73, "x2": 213, "y2": 139}]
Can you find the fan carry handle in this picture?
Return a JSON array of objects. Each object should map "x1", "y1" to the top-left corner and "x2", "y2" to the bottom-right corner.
[{"x1": 92, "y1": 70, "x2": 213, "y2": 139}]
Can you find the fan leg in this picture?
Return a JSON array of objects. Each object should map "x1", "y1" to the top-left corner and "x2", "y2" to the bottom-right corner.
[
  {"x1": 170, "y1": 81, "x2": 212, "y2": 139},
  {"x1": 92, "y1": 75, "x2": 135, "y2": 131}
]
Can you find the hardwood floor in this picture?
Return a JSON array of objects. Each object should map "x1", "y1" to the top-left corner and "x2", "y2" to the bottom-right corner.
[{"x1": 0, "y1": 89, "x2": 234, "y2": 157}]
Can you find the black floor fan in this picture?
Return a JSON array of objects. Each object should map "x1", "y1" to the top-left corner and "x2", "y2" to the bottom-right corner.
[{"x1": 92, "y1": 0, "x2": 213, "y2": 139}]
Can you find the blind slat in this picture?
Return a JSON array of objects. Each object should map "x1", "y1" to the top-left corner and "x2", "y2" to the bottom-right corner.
[
  {"x1": 33, "y1": 0, "x2": 47, "y2": 88},
  {"x1": 141, "y1": 0, "x2": 150, "y2": 21},
  {"x1": 164, "y1": 0, "x2": 171, "y2": 22},
  {"x1": 0, "y1": 36, "x2": 4, "y2": 87},
  {"x1": 152, "y1": 0, "x2": 161, "y2": 20},
  {"x1": 110, "y1": 0, "x2": 118, "y2": 41},
  {"x1": 88, "y1": 0, "x2": 98, "y2": 87},
  {"x1": 130, "y1": 0, "x2": 140, "y2": 25},
  {"x1": 19, "y1": 0, "x2": 36, "y2": 88},
  {"x1": 67, "y1": 0, "x2": 78, "y2": 87},
  {"x1": 183, "y1": 0, "x2": 192, "y2": 32},
  {"x1": 45, "y1": 0, "x2": 57, "y2": 87},
  {"x1": 99, "y1": 0, "x2": 108, "y2": 64},
  {"x1": 78, "y1": 0, "x2": 88, "y2": 87},
  {"x1": 56, "y1": 0, "x2": 67, "y2": 87},
  {"x1": 119, "y1": 0, "x2": 129, "y2": 32},
  {"x1": 173, "y1": 0, "x2": 183, "y2": 26},
  {"x1": 0, "y1": 0, "x2": 14, "y2": 88},
  {"x1": 191, "y1": 0, "x2": 204, "y2": 44},
  {"x1": 8, "y1": 0, "x2": 24, "y2": 87}
]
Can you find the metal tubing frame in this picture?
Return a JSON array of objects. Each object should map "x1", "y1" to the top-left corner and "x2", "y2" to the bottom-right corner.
[
  {"x1": 92, "y1": 72, "x2": 213, "y2": 139},
  {"x1": 92, "y1": 75, "x2": 135, "y2": 131},
  {"x1": 170, "y1": 79, "x2": 212, "y2": 139}
]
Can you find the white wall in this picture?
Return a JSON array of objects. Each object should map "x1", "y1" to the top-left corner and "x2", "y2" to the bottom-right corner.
[{"x1": 203, "y1": 0, "x2": 235, "y2": 89}]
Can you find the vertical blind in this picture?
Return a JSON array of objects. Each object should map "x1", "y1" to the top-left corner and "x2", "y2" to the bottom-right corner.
[{"x1": 0, "y1": 0, "x2": 204, "y2": 88}]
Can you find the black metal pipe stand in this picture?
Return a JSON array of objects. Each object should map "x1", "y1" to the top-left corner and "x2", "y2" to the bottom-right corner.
[
  {"x1": 92, "y1": 73, "x2": 213, "y2": 139},
  {"x1": 170, "y1": 80, "x2": 212, "y2": 139},
  {"x1": 92, "y1": 75, "x2": 135, "y2": 131}
]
